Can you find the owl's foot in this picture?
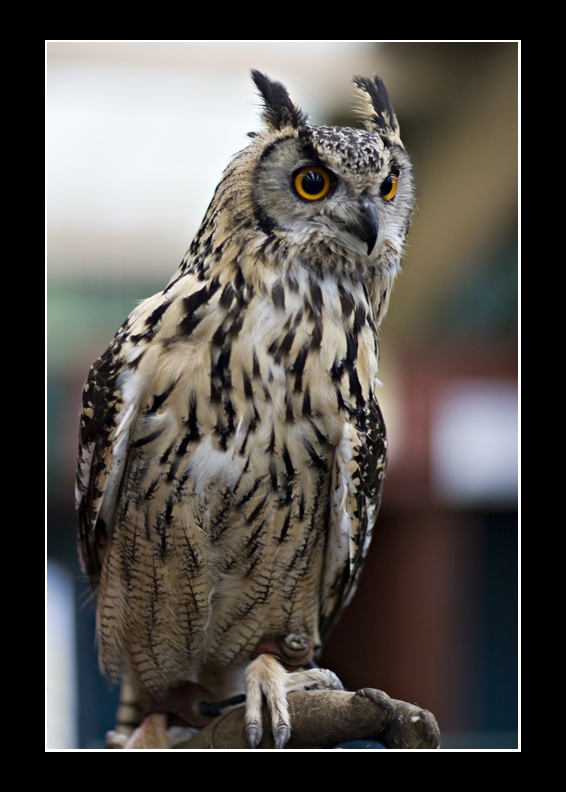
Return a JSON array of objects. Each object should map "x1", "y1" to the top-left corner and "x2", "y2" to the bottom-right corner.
[
  {"x1": 106, "y1": 715, "x2": 198, "y2": 749},
  {"x1": 244, "y1": 651, "x2": 344, "y2": 749},
  {"x1": 107, "y1": 713, "x2": 172, "y2": 749},
  {"x1": 106, "y1": 680, "x2": 219, "y2": 748}
]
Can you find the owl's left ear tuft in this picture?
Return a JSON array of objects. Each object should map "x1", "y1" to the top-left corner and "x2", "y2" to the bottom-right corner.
[
  {"x1": 353, "y1": 75, "x2": 400, "y2": 137},
  {"x1": 251, "y1": 69, "x2": 308, "y2": 132}
]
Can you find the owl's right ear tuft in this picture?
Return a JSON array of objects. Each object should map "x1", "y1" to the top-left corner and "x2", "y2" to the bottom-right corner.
[{"x1": 251, "y1": 70, "x2": 308, "y2": 132}]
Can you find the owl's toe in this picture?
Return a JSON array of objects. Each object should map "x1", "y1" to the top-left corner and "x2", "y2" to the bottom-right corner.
[
  {"x1": 285, "y1": 666, "x2": 344, "y2": 693},
  {"x1": 121, "y1": 713, "x2": 171, "y2": 749},
  {"x1": 243, "y1": 651, "x2": 344, "y2": 748},
  {"x1": 244, "y1": 653, "x2": 292, "y2": 748}
]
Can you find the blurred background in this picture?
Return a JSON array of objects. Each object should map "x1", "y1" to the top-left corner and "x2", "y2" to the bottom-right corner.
[{"x1": 46, "y1": 41, "x2": 519, "y2": 750}]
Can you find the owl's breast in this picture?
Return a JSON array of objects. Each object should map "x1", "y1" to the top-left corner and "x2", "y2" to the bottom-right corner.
[{"x1": 96, "y1": 271, "x2": 380, "y2": 683}]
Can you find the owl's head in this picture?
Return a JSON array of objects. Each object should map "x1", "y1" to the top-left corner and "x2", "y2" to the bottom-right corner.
[
  {"x1": 188, "y1": 71, "x2": 413, "y2": 293},
  {"x1": 245, "y1": 70, "x2": 414, "y2": 282}
]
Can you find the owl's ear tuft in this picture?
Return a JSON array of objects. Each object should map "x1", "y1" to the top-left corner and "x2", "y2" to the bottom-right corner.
[
  {"x1": 353, "y1": 75, "x2": 400, "y2": 137},
  {"x1": 251, "y1": 70, "x2": 308, "y2": 131}
]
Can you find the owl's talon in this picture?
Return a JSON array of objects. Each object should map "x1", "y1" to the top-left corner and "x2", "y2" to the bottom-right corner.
[
  {"x1": 246, "y1": 722, "x2": 262, "y2": 749},
  {"x1": 274, "y1": 720, "x2": 291, "y2": 750}
]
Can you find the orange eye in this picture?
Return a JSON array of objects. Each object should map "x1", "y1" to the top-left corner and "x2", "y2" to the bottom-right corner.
[
  {"x1": 380, "y1": 172, "x2": 398, "y2": 202},
  {"x1": 294, "y1": 166, "x2": 331, "y2": 201}
]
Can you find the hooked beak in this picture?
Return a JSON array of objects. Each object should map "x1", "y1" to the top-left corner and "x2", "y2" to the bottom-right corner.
[{"x1": 348, "y1": 198, "x2": 379, "y2": 255}]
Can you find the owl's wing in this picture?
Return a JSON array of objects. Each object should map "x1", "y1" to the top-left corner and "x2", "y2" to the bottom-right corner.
[
  {"x1": 319, "y1": 395, "x2": 387, "y2": 642},
  {"x1": 75, "y1": 333, "x2": 142, "y2": 586}
]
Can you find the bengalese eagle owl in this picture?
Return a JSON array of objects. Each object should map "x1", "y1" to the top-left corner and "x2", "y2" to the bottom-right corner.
[{"x1": 76, "y1": 70, "x2": 414, "y2": 749}]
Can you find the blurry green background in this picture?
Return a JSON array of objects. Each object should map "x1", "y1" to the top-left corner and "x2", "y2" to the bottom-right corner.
[{"x1": 47, "y1": 41, "x2": 518, "y2": 750}]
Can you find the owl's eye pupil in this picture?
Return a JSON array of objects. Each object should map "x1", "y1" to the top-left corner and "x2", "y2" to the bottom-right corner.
[
  {"x1": 294, "y1": 166, "x2": 332, "y2": 201},
  {"x1": 302, "y1": 171, "x2": 324, "y2": 194}
]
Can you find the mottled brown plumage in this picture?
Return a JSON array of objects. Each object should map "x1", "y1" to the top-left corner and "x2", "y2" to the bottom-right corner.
[{"x1": 76, "y1": 70, "x2": 414, "y2": 748}]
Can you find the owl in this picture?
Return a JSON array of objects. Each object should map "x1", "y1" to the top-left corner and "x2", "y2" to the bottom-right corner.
[{"x1": 76, "y1": 70, "x2": 414, "y2": 749}]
